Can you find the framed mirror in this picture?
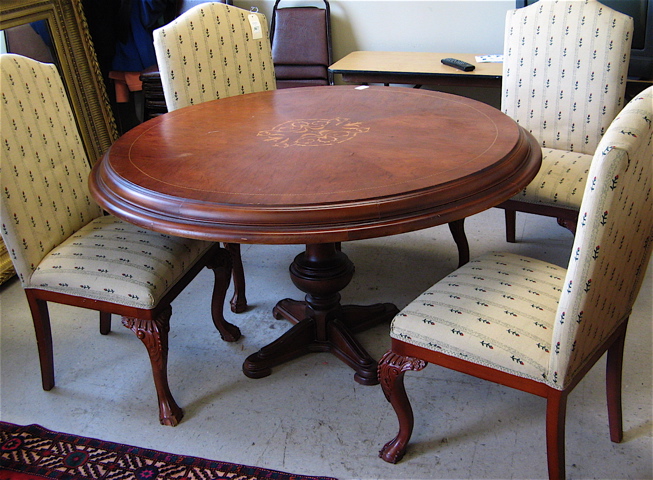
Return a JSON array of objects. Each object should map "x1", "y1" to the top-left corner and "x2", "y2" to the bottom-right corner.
[{"x1": 1, "y1": 0, "x2": 118, "y2": 284}]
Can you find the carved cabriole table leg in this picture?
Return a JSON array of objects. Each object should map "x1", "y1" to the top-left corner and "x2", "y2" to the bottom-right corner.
[
  {"x1": 123, "y1": 308, "x2": 183, "y2": 427},
  {"x1": 207, "y1": 247, "x2": 241, "y2": 342},
  {"x1": 224, "y1": 243, "x2": 248, "y2": 314},
  {"x1": 378, "y1": 350, "x2": 427, "y2": 463}
]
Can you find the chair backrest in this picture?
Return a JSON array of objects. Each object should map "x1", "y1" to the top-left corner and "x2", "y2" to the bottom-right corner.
[
  {"x1": 153, "y1": 2, "x2": 276, "y2": 111},
  {"x1": 548, "y1": 86, "x2": 653, "y2": 388},
  {"x1": 0, "y1": 54, "x2": 103, "y2": 286},
  {"x1": 502, "y1": 0, "x2": 633, "y2": 155},
  {"x1": 270, "y1": 0, "x2": 332, "y2": 88}
]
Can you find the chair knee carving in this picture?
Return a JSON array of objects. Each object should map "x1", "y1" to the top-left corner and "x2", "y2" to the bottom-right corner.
[
  {"x1": 378, "y1": 87, "x2": 653, "y2": 479},
  {"x1": 497, "y1": 0, "x2": 633, "y2": 242},
  {"x1": 153, "y1": 2, "x2": 278, "y2": 314},
  {"x1": 1, "y1": 54, "x2": 241, "y2": 427}
]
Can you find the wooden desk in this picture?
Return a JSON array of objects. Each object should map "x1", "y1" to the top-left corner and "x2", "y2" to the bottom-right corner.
[
  {"x1": 330, "y1": 51, "x2": 653, "y2": 98},
  {"x1": 90, "y1": 86, "x2": 541, "y2": 385},
  {"x1": 329, "y1": 51, "x2": 503, "y2": 87}
]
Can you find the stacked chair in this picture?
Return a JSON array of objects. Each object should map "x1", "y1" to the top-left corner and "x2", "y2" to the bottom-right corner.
[{"x1": 270, "y1": 0, "x2": 333, "y2": 88}]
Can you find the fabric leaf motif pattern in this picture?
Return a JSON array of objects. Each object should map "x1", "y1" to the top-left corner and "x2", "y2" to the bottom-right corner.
[
  {"x1": 154, "y1": 3, "x2": 276, "y2": 112},
  {"x1": 503, "y1": 0, "x2": 633, "y2": 209}
]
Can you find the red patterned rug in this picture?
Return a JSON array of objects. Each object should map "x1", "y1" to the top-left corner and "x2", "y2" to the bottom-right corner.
[{"x1": 0, "y1": 422, "x2": 337, "y2": 480}]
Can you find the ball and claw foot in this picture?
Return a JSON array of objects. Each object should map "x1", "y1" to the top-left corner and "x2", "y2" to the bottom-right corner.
[
  {"x1": 159, "y1": 402, "x2": 184, "y2": 427},
  {"x1": 379, "y1": 438, "x2": 406, "y2": 464}
]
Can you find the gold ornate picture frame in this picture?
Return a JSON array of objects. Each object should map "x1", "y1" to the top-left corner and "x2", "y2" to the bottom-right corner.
[{"x1": 1, "y1": 0, "x2": 118, "y2": 284}]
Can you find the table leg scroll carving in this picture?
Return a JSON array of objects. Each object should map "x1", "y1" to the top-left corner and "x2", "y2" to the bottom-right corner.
[{"x1": 122, "y1": 307, "x2": 183, "y2": 427}]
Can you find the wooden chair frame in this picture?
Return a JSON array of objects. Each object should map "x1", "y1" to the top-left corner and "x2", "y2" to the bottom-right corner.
[
  {"x1": 498, "y1": 200, "x2": 578, "y2": 243},
  {"x1": 378, "y1": 314, "x2": 629, "y2": 479},
  {"x1": 27, "y1": 244, "x2": 240, "y2": 427}
]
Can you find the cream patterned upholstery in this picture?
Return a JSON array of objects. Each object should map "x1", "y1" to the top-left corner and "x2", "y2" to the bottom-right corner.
[
  {"x1": 29, "y1": 216, "x2": 210, "y2": 309},
  {"x1": 512, "y1": 148, "x2": 593, "y2": 209},
  {"x1": 391, "y1": 252, "x2": 565, "y2": 384},
  {"x1": 391, "y1": 87, "x2": 653, "y2": 390},
  {"x1": 153, "y1": 2, "x2": 276, "y2": 111},
  {"x1": 1, "y1": 54, "x2": 238, "y2": 427},
  {"x1": 550, "y1": 86, "x2": 653, "y2": 386},
  {"x1": 380, "y1": 86, "x2": 653, "y2": 478},
  {"x1": 501, "y1": 0, "x2": 633, "y2": 211},
  {"x1": 0, "y1": 55, "x2": 213, "y2": 308}
]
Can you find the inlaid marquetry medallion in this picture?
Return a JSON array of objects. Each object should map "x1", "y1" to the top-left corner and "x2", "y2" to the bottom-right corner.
[{"x1": 258, "y1": 118, "x2": 369, "y2": 147}]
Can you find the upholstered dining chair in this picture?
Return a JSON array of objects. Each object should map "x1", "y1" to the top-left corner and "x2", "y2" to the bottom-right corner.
[
  {"x1": 153, "y1": 2, "x2": 277, "y2": 313},
  {"x1": 497, "y1": 0, "x2": 633, "y2": 242},
  {"x1": 0, "y1": 54, "x2": 242, "y2": 427},
  {"x1": 377, "y1": 86, "x2": 653, "y2": 479}
]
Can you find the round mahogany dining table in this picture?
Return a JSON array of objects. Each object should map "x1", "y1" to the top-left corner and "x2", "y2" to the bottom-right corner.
[{"x1": 90, "y1": 85, "x2": 541, "y2": 386}]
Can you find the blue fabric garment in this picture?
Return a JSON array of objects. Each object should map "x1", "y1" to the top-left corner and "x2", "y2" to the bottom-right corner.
[
  {"x1": 30, "y1": 21, "x2": 54, "y2": 50},
  {"x1": 112, "y1": 0, "x2": 168, "y2": 72}
]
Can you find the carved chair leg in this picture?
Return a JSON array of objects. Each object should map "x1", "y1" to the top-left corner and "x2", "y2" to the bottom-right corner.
[
  {"x1": 448, "y1": 219, "x2": 470, "y2": 267},
  {"x1": 26, "y1": 292, "x2": 55, "y2": 391},
  {"x1": 545, "y1": 389, "x2": 568, "y2": 480},
  {"x1": 99, "y1": 312, "x2": 111, "y2": 335},
  {"x1": 207, "y1": 247, "x2": 241, "y2": 342},
  {"x1": 224, "y1": 243, "x2": 247, "y2": 313},
  {"x1": 123, "y1": 308, "x2": 183, "y2": 427},
  {"x1": 606, "y1": 326, "x2": 627, "y2": 443},
  {"x1": 378, "y1": 350, "x2": 427, "y2": 464},
  {"x1": 504, "y1": 208, "x2": 517, "y2": 243}
]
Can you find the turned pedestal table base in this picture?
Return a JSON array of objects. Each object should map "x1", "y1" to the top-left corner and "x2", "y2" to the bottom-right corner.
[{"x1": 243, "y1": 243, "x2": 398, "y2": 385}]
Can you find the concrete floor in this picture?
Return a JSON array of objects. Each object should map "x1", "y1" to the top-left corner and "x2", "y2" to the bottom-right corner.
[{"x1": 1, "y1": 208, "x2": 651, "y2": 479}]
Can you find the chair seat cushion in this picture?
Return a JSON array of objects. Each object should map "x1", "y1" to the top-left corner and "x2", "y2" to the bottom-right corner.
[
  {"x1": 510, "y1": 148, "x2": 592, "y2": 209},
  {"x1": 391, "y1": 252, "x2": 566, "y2": 384},
  {"x1": 28, "y1": 215, "x2": 213, "y2": 309}
]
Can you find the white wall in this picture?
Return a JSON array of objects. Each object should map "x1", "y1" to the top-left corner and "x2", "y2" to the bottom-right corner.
[
  {"x1": 237, "y1": 1, "x2": 514, "y2": 61},
  {"x1": 236, "y1": 0, "x2": 513, "y2": 104}
]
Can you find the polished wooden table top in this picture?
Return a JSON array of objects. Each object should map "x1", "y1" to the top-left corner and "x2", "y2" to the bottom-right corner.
[
  {"x1": 91, "y1": 85, "x2": 538, "y2": 245},
  {"x1": 329, "y1": 52, "x2": 503, "y2": 87}
]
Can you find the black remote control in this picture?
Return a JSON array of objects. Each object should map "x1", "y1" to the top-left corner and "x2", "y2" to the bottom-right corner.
[{"x1": 441, "y1": 58, "x2": 475, "y2": 72}]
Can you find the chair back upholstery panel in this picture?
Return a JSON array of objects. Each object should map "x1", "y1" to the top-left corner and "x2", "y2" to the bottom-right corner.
[
  {"x1": 1, "y1": 54, "x2": 103, "y2": 286},
  {"x1": 502, "y1": 0, "x2": 633, "y2": 155},
  {"x1": 153, "y1": 2, "x2": 276, "y2": 111},
  {"x1": 549, "y1": 87, "x2": 653, "y2": 388}
]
